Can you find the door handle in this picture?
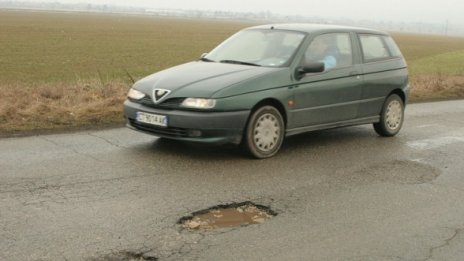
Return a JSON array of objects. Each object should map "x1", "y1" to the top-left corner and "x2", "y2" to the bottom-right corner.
[{"x1": 349, "y1": 71, "x2": 361, "y2": 79}]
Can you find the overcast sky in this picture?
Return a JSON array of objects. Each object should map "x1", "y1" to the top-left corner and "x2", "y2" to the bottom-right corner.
[{"x1": 24, "y1": 0, "x2": 464, "y2": 26}]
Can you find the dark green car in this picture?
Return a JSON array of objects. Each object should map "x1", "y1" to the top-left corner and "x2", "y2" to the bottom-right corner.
[{"x1": 124, "y1": 24, "x2": 409, "y2": 158}]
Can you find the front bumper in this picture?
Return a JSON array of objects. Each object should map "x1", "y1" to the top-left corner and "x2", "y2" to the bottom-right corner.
[{"x1": 124, "y1": 100, "x2": 250, "y2": 144}]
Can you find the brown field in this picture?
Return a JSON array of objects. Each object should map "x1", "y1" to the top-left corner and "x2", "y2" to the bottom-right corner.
[
  {"x1": 0, "y1": 82, "x2": 127, "y2": 134},
  {"x1": 1, "y1": 10, "x2": 464, "y2": 135}
]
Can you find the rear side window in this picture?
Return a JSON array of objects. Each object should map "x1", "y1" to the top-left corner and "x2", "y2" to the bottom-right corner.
[
  {"x1": 359, "y1": 34, "x2": 390, "y2": 62},
  {"x1": 383, "y1": 36, "x2": 403, "y2": 57}
]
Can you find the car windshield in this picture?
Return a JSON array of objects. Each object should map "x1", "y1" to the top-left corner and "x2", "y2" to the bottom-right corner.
[{"x1": 205, "y1": 29, "x2": 306, "y2": 67}]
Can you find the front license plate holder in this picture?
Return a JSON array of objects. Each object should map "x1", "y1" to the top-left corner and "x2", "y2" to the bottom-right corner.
[{"x1": 136, "y1": 111, "x2": 168, "y2": 127}]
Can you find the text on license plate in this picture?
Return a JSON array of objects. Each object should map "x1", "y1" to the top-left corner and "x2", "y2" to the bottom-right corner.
[{"x1": 136, "y1": 112, "x2": 168, "y2": 127}]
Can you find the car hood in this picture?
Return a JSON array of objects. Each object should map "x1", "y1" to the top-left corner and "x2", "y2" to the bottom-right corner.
[{"x1": 133, "y1": 61, "x2": 282, "y2": 99}]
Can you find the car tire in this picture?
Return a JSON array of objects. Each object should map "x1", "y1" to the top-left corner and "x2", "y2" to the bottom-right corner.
[
  {"x1": 242, "y1": 105, "x2": 285, "y2": 159},
  {"x1": 373, "y1": 94, "x2": 404, "y2": 137}
]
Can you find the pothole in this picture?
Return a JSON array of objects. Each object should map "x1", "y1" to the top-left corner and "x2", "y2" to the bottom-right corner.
[
  {"x1": 179, "y1": 202, "x2": 277, "y2": 230},
  {"x1": 344, "y1": 160, "x2": 441, "y2": 185}
]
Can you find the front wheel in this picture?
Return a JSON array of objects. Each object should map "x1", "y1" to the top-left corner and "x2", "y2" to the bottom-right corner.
[
  {"x1": 242, "y1": 106, "x2": 285, "y2": 159},
  {"x1": 373, "y1": 94, "x2": 404, "y2": 137}
]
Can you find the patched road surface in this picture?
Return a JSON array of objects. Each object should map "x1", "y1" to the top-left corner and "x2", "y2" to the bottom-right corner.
[{"x1": 1, "y1": 100, "x2": 464, "y2": 260}]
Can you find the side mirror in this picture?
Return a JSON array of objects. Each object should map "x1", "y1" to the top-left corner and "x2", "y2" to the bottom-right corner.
[{"x1": 295, "y1": 62, "x2": 325, "y2": 80}]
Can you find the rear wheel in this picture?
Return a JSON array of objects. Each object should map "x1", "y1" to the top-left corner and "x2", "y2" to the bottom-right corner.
[
  {"x1": 374, "y1": 94, "x2": 404, "y2": 137},
  {"x1": 243, "y1": 106, "x2": 285, "y2": 159}
]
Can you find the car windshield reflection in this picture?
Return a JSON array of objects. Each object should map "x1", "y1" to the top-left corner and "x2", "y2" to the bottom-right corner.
[{"x1": 205, "y1": 29, "x2": 305, "y2": 67}]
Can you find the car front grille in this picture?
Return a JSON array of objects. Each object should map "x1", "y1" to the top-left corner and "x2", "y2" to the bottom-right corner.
[
  {"x1": 136, "y1": 96, "x2": 184, "y2": 110},
  {"x1": 129, "y1": 119, "x2": 188, "y2": 137}
]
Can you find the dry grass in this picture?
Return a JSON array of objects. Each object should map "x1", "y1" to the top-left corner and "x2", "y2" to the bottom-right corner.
[
  {"x1": 0, "y1": 81, "x2": 129, "y2": 134},
  {"x1": 410, "y1": 75, "x2": 464, "y2": 101}
]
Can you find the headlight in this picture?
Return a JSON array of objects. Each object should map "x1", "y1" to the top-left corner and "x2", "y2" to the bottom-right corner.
[
  {"x1": 127, "y1": 88, "x2": 145, "y2": 100},
  {"x1": 181, "y1": 98, "x2": 216, "y2": 109}
]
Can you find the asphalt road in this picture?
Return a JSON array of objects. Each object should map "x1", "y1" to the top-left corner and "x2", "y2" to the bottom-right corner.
[{"x1": 1, "y1": 100, "x2": 464, "y2": 261}]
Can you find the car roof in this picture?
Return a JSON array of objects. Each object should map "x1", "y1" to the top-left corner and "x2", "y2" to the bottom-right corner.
[{"x1": 246, "y1": 23, "x2": 388, "y2": 35}]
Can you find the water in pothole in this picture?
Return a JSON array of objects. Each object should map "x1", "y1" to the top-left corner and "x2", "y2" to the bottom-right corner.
[{"x1": 181, "y1": 202, "x2": 276, "y2": 230}]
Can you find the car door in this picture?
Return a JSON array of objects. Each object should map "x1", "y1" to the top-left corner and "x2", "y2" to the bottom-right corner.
[
  {"x1": 289, "y1": 32, "x2": 364, "y2": 129},
  {"x1": 356, "y1": 33, "x2": 409, "y2": 118}
]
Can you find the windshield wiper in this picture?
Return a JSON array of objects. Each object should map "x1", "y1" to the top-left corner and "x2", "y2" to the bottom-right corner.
[
  {"x1": 199, "y1": 57, "x2": 215, "y2": 62},
  {"x1": 219, "y1": 60, "x2": 261, "y2": 67}
]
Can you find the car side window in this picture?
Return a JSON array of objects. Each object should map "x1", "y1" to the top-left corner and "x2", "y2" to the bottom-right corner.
[
  {"x1": 359, "y1": 34, "x2": 391, "y2": 62},
  {"x1": 303, "y1": 33, "x2": 353, "y2": 71},
  {"x1": 383, "y1": 36, "x2": 403, "y2": 58}
]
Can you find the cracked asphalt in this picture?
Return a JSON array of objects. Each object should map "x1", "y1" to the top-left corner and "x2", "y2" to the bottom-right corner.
[{"x1": 1, "y1": 100, "x2": 464, "y2": 261}]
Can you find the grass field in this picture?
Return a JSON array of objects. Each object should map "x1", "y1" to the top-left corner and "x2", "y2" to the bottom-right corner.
[
  {"x1": 1, "y1": 10, "x2": 464, "y2": 134},
  {"x1": 390, "y1": 32, "x2": 464, "y2": 101}
]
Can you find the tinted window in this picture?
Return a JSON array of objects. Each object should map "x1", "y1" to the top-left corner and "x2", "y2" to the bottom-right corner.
[
  {"x1": 303, "y1": 33, "x2": 353, "y2": 70},
  {"x1": 359, "y1": 34, "x2": 390, "y2": 62}
]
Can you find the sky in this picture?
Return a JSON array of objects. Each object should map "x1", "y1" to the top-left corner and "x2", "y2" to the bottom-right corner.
[{"x1": 20, "y1": 0, "x2": 464, "y2": 26}]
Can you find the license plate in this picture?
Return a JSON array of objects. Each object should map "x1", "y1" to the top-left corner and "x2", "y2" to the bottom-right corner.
[{"x1": 136, "y1": 111, "x2": 168, "y2": 127}]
